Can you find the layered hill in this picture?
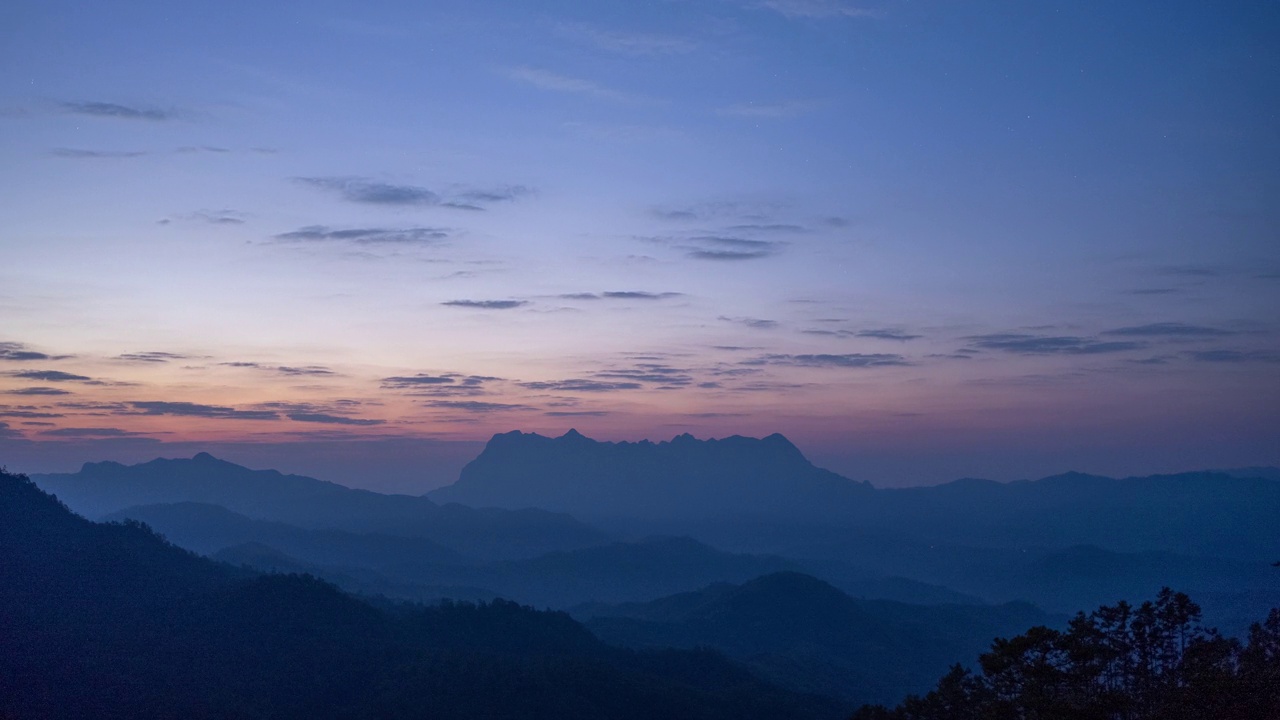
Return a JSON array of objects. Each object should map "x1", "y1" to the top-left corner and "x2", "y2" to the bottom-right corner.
[
  {"x1": 0, "y1": 468, "x2": 844, "y2": 720},
  {"x1": 576, "y1": 572, "x2": 1053, "y2": 707},
  {"x1": 33, "y1": 453, "x2": 607, "y2": 560}
]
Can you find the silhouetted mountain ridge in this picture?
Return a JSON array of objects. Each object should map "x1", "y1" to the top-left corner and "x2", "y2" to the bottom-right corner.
[
  {"x1": 34, "y1": 453, "x2": 607, "y2": 560},
  {"x1": 0, "y1": 467, "x2": 844, "y2": 719},
  {"x1": 430, "y1": 429, "x2": 872, "y2": 519}
]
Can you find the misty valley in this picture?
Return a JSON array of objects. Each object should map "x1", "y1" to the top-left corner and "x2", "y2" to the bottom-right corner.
[{"x1": 4, "y1": 430, "x2": 1278, "y2": 718}]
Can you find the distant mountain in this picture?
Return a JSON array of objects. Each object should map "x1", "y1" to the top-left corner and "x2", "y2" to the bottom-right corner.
[
  {"x1": 576, "y1": 571, "x2": 1053, "y2": 708},
  {"x1": 0, "y1": 467, "x2": 844, "y2": 719},
  {"x1": 34, "y1": 453, "x2": 607, "y2": 560},
  {"x1": 429, "y1": 429, "x2": 872, "y2": 519},
  {"x1": 428, "y1": 431, "x2": 1280, "y2": 561},
  {"x1": 1213, "y1": 466, "x2": 1280, "y2": 482}
]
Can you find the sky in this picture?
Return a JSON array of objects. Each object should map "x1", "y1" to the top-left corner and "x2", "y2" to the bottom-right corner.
[{"x1": 1, "y1": 0, "x2": 1278, "y2": 492}]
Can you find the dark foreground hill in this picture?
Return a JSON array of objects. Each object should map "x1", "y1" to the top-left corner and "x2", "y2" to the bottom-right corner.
[
  {"x1": 575, "y1": 572, "x2": 1052, "y2": 707},
  {"x1": 33, "y1": 452, "x2": 607, "y2": 560},
  {"x1": 0, "y1": 468, "x2": 845, "y2": 720}
]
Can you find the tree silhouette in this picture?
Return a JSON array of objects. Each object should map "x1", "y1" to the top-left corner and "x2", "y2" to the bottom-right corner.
[{"x1": 852, "y1": 588, "x2": 1280, "y2": 720}]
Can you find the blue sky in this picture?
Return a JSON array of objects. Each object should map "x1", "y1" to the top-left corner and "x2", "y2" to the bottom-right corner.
[{"x1": 1, "y1": 1, "x2": 1277, "y2": 490}]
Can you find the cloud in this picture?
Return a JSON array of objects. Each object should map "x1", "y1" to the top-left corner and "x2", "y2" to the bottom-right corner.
[
  {"x1": 503, "y1": 66, "x2": 645, "y2": 103},
  {"x1": 41, "y1": 427, "x2": 152, "y2": 438},
  {"x1": 1100, "y1": 322, "x2": 1237, "y2": 338},
  {"x1": 175, "y1": 145, "x2": 231, "y2": 154},
  {"x1": 0, "y1": 406, "x2": 64, "y2": 418},
  {"x1": 688, "y1": 249, "x2": 774, "y2": 260},
  {"x1": 678, "y1": 235, "x2": 782, "y2": 261},
  {"x1": 129, "y1": 401, "x2": 279, "y2": 420},
  {"x1": 6, "y1": 387, "x2": 72, "y2": 396},
  {"x1": 601, "y1": 291, "x2": 682, "y2": 300},
  {"x1": 518, "y1": 379, "x2": 643, "y2": 392},
  {"x1": 286, "y1": 412, "x2": 384, "y2": 426},
  {"x1": 750, "y1": 353, "x2": 910, "y2": 368},
  {"x1": 425, "y1": 400, "x2": 531, "y2": 413},
  {"x1": 276, "y1": 366, "x2": 336, "y2": 376},
  {"x1": 557, "y1": 23, "x2": 698, "y2": 56},
  {"x1": 382, "y1": 373, "x2": 499, "y2": 397},
  {"x1": 718, "y1": 100, "x2": 822, "y2": 118},
  {"x1": 755, "y1": 0, "x2": 882, "y2": 19},
  {"x1": 559, "y1": 291, "x2": 682, "y2": 301},
  {"x1": 544, "y1": 410, "x2": 611, "y2": 417},
  {"x1": 452, "y1": 185, "x2": 532, "y2": 204},
  {"x1": 441, "y1": 299, "x2": 527, "y2": 310},
  {"x1": 274, "y1": 226, "x2": 450, "y2": 245},
  {"x1": 382, "y1": 374, "x2": 458, "y2": 388},
  {"x1": 8, "y1": 370, "x2": 91, "y2": 382},
  {"x1": 221, "y1": 362, "x2": 336, "y2": 376},
  {"x1": 719, "y1": 316, "x2": 779, "y2": 330},
  {"x1": 116, "y1": 351, "x2": 190, "y2": 363},
  {"x1": 594, "y1": 363, "x2": 694, "y2": 387},
  {"x1": 1156, "y1": 264, "x2": 1226, "y2": 278},
  {"x1": 726, "y1": 224, "x2": 809, "y2": 233},
  {"x1": 856, "y1": 329, "x2": 922, "y2": 341},
  {"x1": 296, "y1": 176, "x2": 440, "y2": 205},
  {"x1": 1185, "y1": 350, "x2": 1279, "y2": 363},
  {"x1": 60, "y1": 101, "x2": 174, "y2": 121},
  {"x1": 963, "y1": 333, "x2": 1147, "y2": 355},
  {"x1": 50, "y1": 148, "x2": 148, "y2": 159},
  {"x1": 184, "y1": 210, "x2": 246, "y2": 225},
  {"x1": 0, "y1": 342, "x2": 71, "y2": 362}
]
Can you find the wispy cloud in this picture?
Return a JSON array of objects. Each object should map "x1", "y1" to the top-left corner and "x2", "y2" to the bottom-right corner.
[
  {"x1": 50, "y1": 148, "x2": 148, "y2": 159},
  {"x1": 1, "y1": 342, "x2": 57, "y2": 362},
  {"x1": 129, "y1": 401, "x2": 279, "y2": 420},
  {"x1": 221, "y1": 362, "x2": 336, "y2": 377},
  {"x1": 6, "y1": 387, "x2": 72, "y2": 396},
  {"x1": 718, "y1": 100, "x2": 822, "y2": 118},
  {"x1": 295, "y1": 177, "x2": 528, "y2": 210},
  {"x1": 749, "y1": 353, "x2": 910, "y2": 368},
  {"x1": 504, "y1": 66, "x2": 647, "y2": 103},
  {"x1": 557, "y1": 23, "x2": 698, "y2": 56},
  {"x1": 441, "y1": 299, "x2": 527, "y2": 310},
  {"x1": 296, "y1": 177, "x2": 440, "y2": 205},
  {"x1": 41, "y1": 427, "x2": 155, "y2": 438},
  {"x1": 115, "y1": 351, "x2": 190, "y2": 363},
  {"x1": 1100, "y1": 322, "x2": 1237, "y2": 338},
  {"x1": 719, "y1": 316, "x2": 779, "y2": 330},
  {"x1": 286, "y1": 412, "x2": 384, "y2": 426},
  {"x1": 755, "y1": 0, "x2": 882, "y2": 19},
  {"x1": 856, "y1": 329, "x2": 922, "y2": 341},
  {"x1": 381, "y1": 373, "x2": 500, "y2": 397},
  {"x1": 0, "y1": 406, "x2": 64, "y2": 419},
  {"x1": 657, "y1": 234, "x2": 783, "y2": 261},
  {"x1": 518, "y1": 379, "x2": 643, "y2": 392},
  {"x1": 964, "y1": 333, "x2": 1147, "y2": 355},
  {"x1": 274, "y1": 226, "x2": 450, "y2": 245},
  {"x1": 603, "y1": 291, "x2": 683, "y2": 300},
  {"x1": 7, "y1": 370, "x2": 92, "y2": 382},
  {"x1": 60, "y1": 101, "x2": 175, "y2": 121},
  {"x1": 1185, "y1": 350, "x2": 1280, "y2": 363},
  {"x1": 425, "y1": 400, "x2": 531, "y2": 413}
]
